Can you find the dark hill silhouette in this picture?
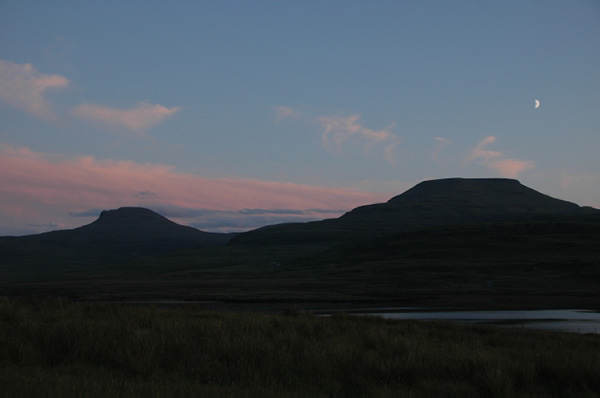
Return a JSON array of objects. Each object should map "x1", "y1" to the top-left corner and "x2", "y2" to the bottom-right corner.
[
  {"x1": 230, "y1": 178, "x2": 599, "y2": 245},
  {"x1": 55, "y1": 207, "x2": 230, "y2": 245},
  {"x1": 0, "y1": 207, "x2": 235, "y2": 272},
  {"x1": 2, "y1": 182, "x2": 600, "y2": 305},
  {"x1": 20, "y1": 207, "x2": 233, "y2": 248}
]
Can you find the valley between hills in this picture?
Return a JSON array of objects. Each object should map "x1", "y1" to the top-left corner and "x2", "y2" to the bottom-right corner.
[{"x1": 1, "y1": 178, "x2": 599, "y2": 310}]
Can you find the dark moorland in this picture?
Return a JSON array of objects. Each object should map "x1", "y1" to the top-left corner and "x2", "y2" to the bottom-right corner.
[
  {"x1": 1, "y1": 178, "x2": 599, "y2": 308},
  {"x1": 1, "y1": 298, "x2": 599, "y2": 397},
  {"x1": 2, "y1": 178, "x2": 600, "y2": 396}
]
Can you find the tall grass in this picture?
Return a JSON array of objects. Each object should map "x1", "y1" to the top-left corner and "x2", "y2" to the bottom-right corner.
[{"x1": 1, "y1": 298, "x2": 599, "y2": 397}]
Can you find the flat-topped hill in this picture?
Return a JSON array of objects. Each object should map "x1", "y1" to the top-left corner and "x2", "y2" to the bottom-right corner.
[
  {"x1": 0, "y1": 207, "x2": 235, "y2": 271},
  {"x1": 21, "y1": 207, "x2": 232, "y2": 247},
  {"x1": 230, "y1": 178, "x2": 598, "y2": 245}
]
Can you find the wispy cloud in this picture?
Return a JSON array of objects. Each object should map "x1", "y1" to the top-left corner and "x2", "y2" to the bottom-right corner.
[
  {"x1": 0, "y1": 144, "x2": 388, "y2": 235},
  {"x1": 274, "y1": 108, "x2": 402, "y2": 165},
  {"x1": 72, "y1": 101, "x2": 181, "y2": 133},
  {"x1": 273, "y1": 105, "x2": 300, "y2": 122},
  {"x1": 468, "y1": 136, "x2": 534, "y2": 178},
  {"x1": 471, "y1": 136, "x2": 504, "y2": 160},
  {"x1": 0, "y1": 59, "x2": 68, "y2": 120},
  {"x1": 316, "y1": 114, "x2": 400, "y2": 163},
  {"x1": 0, "y1": 59, "x2": 181, "y2": 133},
  {"x1": 318, "y1": 114, "x2": 393, "y2": 153},
  {"x1": 135, "y1": 191, "x2": 158, "y2": 199},
  {"x1": 486, "y1": 159, "x2": 535, "y2": 179}
]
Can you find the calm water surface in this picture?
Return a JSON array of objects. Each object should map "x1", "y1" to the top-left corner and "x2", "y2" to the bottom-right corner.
[
  {"x1": 368, "y1": 309, "x2": 600, "y2": 334},
  {"x1": 115, "y1": 301, "x2": 600, "y2": 334}
]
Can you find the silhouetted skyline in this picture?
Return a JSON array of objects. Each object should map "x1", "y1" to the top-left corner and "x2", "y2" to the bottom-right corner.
[{"x1": 1, "y1": 2, "x2": 599, "y2": 235}]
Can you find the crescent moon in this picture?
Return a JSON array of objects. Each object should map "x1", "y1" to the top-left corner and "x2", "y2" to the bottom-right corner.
[{"x1": 534, "y1": 99, "x2": 540, "y2": 109}]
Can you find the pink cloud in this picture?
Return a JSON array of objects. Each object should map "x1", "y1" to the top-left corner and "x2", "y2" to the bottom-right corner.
[
  {"x1": 487, "y1": 159, "x2": 534, "y2": 179},
  {"x1": 470, "y1": 136, "x2": 503, "y2": 160},
  {"x1": 72, "y1": 101, "x2": 181, "y2": 133},
  {"x1": 0, "y1": 59, "x2": 69, "y2": 120},
  {"x1": 0, "y1": 144, "x2": 388, "y2": 234},
  {"x1": 468, "y1": 136, "x2": 534, "y2": 178}
]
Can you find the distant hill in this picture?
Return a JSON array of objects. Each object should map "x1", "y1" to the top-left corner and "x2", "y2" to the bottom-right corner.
[
  {"x1": 41, "y1": 207, "x2": 232, "y2": 247},
  {"x1": 2, "y1": 181, "x2": 599, "y2": 305},
  {"x1": 0, "y1": 207, "x2": 235, "y2": 272},
  {"x1": 230, "y1": 178, "x2": 599, "y2": 245}
]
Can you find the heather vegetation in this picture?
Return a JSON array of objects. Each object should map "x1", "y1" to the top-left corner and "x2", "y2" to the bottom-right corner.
[{"x1": 1, "y1": 298, "x2": 599, "y2": 397}]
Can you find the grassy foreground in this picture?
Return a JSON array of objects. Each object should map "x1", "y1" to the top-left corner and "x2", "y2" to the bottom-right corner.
[{"x1": 1, "y1": 299, "x2": 599, "y2": 397}]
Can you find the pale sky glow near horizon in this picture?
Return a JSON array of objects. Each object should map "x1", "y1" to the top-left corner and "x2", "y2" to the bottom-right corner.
[{"x1": 1, "y1": 1, "x2": 599, "y2": 235}]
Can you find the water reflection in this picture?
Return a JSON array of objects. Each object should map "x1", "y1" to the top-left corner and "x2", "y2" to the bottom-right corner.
[{"x1": 369, "y1": 309, "x2": 600, "y2": 334}]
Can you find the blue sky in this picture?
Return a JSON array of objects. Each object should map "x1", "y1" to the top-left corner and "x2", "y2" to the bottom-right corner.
[{"x1": 1, "y1": 1, "x2": 599, "y2": 235}]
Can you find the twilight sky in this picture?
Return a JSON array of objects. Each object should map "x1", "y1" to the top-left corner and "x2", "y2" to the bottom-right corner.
[{"x1": 1, "y1": 1, "x2": 599, "y2": 235}]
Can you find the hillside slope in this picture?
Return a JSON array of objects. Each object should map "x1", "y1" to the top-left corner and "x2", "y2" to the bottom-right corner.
[
  {"x1": 0, "y1": 207, "x2": 235, "y2": 273},
  {"x1": 230, "y1": 178, "x2": 599, "y2": 245},
  {"x1": 34, "y1": 207, "x2": 231, "y2": 247}
]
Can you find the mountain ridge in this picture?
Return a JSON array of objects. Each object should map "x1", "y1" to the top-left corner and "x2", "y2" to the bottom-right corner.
[
  {"x1": 0, "y1": 207, "x2": 235, "y2": 271},
  {"x1": 2, "y1": 178, "x2": 599, "y2": 255},
  {"x1": 230, "y1": 178, "x2": 599, "y2": 245},
  {"x1": 21, "y1": 207, "x2": 233, "y2": 246},
  {"x1": 2, "y1": 178, "x2": 599, "y2": 304}
]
